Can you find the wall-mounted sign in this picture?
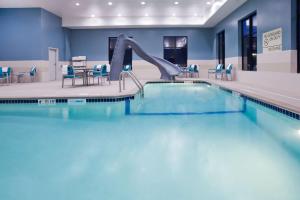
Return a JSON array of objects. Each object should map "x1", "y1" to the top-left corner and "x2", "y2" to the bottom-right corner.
[{"x1": 263, "y1": 28, "x2": 282, "y2": 53}]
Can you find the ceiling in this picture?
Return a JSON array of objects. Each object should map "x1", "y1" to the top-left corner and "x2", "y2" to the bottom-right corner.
[{"x1": 0, "y1": 0, "x2": 247, "y2": 28}]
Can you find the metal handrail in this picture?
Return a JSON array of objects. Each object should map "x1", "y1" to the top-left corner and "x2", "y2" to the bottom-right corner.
[{"x1": 119, "y1": 71, "x2": 144, "y2": 96}]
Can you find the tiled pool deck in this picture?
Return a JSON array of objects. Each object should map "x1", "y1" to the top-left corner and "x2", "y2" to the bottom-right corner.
[{"x1": 0, "y1": 78, "x2": 299, "y2": 115}]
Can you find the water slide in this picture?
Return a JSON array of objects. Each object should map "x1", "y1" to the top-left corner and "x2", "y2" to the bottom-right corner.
[{"x1": 110, "y1": 34, "x2": 181, "y2": 80}]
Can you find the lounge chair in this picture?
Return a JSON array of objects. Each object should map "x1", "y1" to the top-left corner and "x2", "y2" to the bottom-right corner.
[
  {"x1": 62, "y1": 65, "x2": 82, "y2": 88},
  {"x1": 208, "y1": 64, "x2": 223, "y2": 79},
  {"x1": 0, "y1": 67, "x2": 12, "y2": 84},
  {"x1": 188, "y1": 64, "x2": 199, "y2": 78}
]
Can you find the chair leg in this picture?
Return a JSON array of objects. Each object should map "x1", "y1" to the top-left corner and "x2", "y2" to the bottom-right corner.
[{"x1": 62, "y1": 78, "x2": 64, "y2": 88}]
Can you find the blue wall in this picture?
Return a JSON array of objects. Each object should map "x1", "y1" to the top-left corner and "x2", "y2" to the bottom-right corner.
[
  {"x1": 213, "y1": 0, "x2": 296, "y2": 58},
  {"x1": 41, "y1": 9, "x2": 68, "y2": 61},
  {"x1": 0, "y1": 8, "x2": 43, "y2": 60},
  {"x1": 70, "y1": 28, "x2": 214, "y2": 61},
  {"x1": 0, "y1": 8, "x2": 70, "y2": 61},
  {"x1": 0, "y1": 1, "x2": 297, "y2": 62}
]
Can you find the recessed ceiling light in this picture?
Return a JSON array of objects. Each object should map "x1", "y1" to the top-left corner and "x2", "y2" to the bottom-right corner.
[
  {"x1": 145, "y1": 13, "x2": 149, "y2": 17},
  {"x1": 141, "y1": 1, "x2": 146, "y2": 5},
  {"x1": 91, "y1": 14, "x2": 95, "y2": 18},
  {"x1": 108, "y1": 2, "x2": 113, "y2": 6},
  {"x1": 172, "y1": 13, "x2": 176, "y2": 17},
  {"x1": 206, "y1": 1, "x2": 211, "y2": 5},
  {"x1": 118, "y1": 13, "x2": 122, "y2": 17},
  {"x1": 174, "y1": 1, "x2": 179, "y2": 5},
  {"x1": 75, "y1": 2, "x2": 80, "y2": 6}
]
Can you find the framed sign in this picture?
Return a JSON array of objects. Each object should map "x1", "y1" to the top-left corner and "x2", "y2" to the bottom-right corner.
[{"x1": 263, "y1": 28, "x2": 282, "y2": 53}]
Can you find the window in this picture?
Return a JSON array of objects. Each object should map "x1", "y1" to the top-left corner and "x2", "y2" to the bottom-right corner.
[
  {"x1": 163, "y1": 36, "x2": 188, "y2": 67},
  {"x1": 241, "y1": 13, "x2": 257, "y2": 71},
  {"x1": 108, "y1": 37, "x2": 132, "y2": 67},
  {"x1": 217, "y1": 31, "x2": 225, "y2": 67}
]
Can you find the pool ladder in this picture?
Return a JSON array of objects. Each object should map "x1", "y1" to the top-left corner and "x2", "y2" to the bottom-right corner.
[{"x1": 119, "y1": 71, "x2": 144, "y2": 97}]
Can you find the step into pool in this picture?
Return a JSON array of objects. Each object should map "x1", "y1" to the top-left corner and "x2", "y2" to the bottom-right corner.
[{"x1": 0, "y1": 83, "x2": 300, "y2": 200}]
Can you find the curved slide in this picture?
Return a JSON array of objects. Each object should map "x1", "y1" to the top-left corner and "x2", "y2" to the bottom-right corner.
[{"x1": 110, "y1": 34, "x2": 181, "y2": 80}]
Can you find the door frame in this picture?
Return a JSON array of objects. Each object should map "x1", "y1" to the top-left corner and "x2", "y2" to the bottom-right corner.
[{"x1": 48, "y1": 47, "x2": 59, "y2": 81}]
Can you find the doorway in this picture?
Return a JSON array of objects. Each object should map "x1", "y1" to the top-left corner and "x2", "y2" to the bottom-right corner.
[
  {"x1": 163, "y1": 36, "x2": 188, "y2": 67},
  {"x1": 108, "y1": 37, "x2": 133, "y2": 67},
  {"x1": 49, "y1": 48, "x2": 58, "y2": 81}
]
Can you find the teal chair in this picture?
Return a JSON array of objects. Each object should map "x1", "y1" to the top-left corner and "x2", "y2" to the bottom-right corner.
[
  {"x1": 223, "y1": 64, "x2": 233, "y2": 81},
  {"x1": 188, "y1": 64, "x2": 199, "y2": 78},
  {"x1": 89, "y1": 64, "x2": 111, "y2": 85},
  {"x1": 62, "y1": 65, "x2": 82, "y2": 88},
  {"x1": 100, "y1": 64, "x2": 111, "y2": 85},
  {"x1": 29, "y1": 66, "x2": 37, "y2": 82},
  {"x1": 0, "y1": 67, "x2": 12, "y2": 84},
  {"x1": 90, "y1": 65, "x2": 102, "y2": 85},
  {"x1": 208, "y1": 64, "x2": 223, "y2": 79},
  {"x1": 123, "y1": 64, "x2": 132, "y2": 71}
]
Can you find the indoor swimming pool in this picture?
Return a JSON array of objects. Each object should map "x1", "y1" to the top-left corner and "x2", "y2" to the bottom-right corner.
[{"x1": 0, "y1": 83, "x2": 300, "y2": 200}]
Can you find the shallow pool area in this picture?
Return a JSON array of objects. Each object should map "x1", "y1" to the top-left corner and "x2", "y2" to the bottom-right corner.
[{"x1": 0, "y1": 83, "x2": 300, "y2": 200}]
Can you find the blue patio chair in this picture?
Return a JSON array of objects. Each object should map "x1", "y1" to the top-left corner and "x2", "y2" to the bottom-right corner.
[
  {"x1": 208, "y1": 64, "x2": 223, "y2": 79},
  {"x1": 90, "y1": 65, "x2": 103, "y2": 85},
  {"x1": 100, "y1": 64, "x2": 111, "y2": 85},
  {"x1": 188, "y1": 64, "x2": 199, "y2": 78},
  {"x1": 29, "y1": 66, "x2": 37, "y2": 82},
  {"x1": 123, "y1": 64, "x2": 132, "y2": 71},
  {"x1": 0, "y1": 67, "x2": 12, "y2": 84},
  {"x1": 62, "y1": 65, "x2": 82, "y2": 88},
  {"x1": 15, "y1": 66, "x2": 37, "y2": 83},
  {"x1": 223, "y1": 64, "x2": 233, "y2": 81}
]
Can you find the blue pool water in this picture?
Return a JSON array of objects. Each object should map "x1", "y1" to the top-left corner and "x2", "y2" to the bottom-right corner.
[{"x1": 0, "y1": 83, "x2": 300, "y2": 200}]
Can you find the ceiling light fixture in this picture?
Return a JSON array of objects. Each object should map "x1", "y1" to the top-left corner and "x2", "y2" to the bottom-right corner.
[
  {"x1": 145, "y1": 13, "x2": 149, "y2": 17},
  {"x1": 91, "y1": 14, "x2": 95, "y2": 18},
  {"x1": 194, "y1": 13, "x2": 198, "y2": 16},
  {"x1": 174, "y1": 2, "x2": 179, "y2": 5},
  {"x1": 172, "y1": 13, "x2": 176, "y2": 17},
  {"x1": 118, "y1": 13, "x2": 122, "y2": 17},
  {"x1": 108, "y1": 2, "x2": 113, "y2": 6},
  {"x1": 75, "y1": 2, "x2": 80, "y2": 6},
  {"x1": 206, "y1": 1, "x2": 211, "y2": 5},
  {"x1": 141, "y1": 1, "x2": 146, "y2": 5}
]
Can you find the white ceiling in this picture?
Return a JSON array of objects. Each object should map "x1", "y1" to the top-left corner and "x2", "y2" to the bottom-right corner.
[{"x1": 0, "y1": 0, "x2": 247, "y2": 28}]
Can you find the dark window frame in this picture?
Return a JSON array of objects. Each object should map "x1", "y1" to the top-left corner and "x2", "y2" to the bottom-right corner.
[
  {"x1": 108, "y1": 37, "x2": 133, "y2": 67},
  {"x1": 297, "y1": 0, "x2": 300, "y2": 73},
  {"x1": 163, "y1": 36, "x2": 188, "y2": 67},
  {"x1": 240, "y1": 12, "x2": 257, "y2": 71},
  {"x1": 217, "y1": 30, "x2": 225, "y2": 68}
]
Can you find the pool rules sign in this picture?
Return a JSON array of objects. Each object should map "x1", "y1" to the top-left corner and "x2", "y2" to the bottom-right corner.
[{"x1": 263, "y1": 28, "x2": 283, "y2": 53}]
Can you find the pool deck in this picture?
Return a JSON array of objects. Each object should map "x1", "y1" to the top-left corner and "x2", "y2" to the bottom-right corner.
[{"x1": 0, "y1": 78, "x2": 299, "y2": 114}]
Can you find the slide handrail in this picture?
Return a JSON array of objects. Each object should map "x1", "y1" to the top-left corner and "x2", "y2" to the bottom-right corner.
[{"x1": 119, "y1": 71, "x2": 144, "y2": 96}]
